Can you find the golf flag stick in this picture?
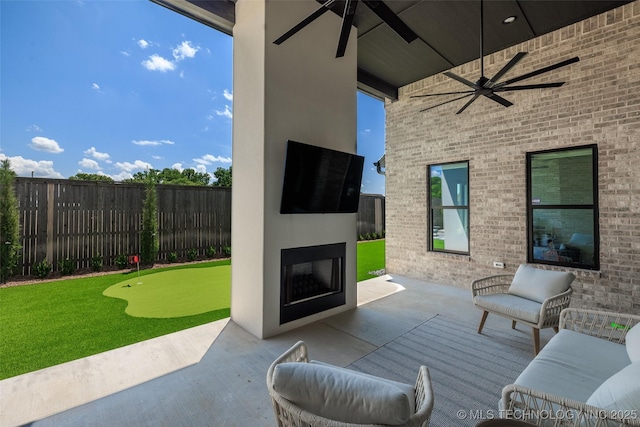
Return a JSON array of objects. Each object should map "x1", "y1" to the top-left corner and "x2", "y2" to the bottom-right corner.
[{"x1": 135, "y1": 255, "x2": 141, "y2": 283}]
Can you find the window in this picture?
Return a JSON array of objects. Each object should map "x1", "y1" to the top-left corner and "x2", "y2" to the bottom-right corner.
[
  {"x1": 428, "y1": 161, "x2": 469, "y2": 254},
  {"x1": 527, "y1": 145, "x2": 599, "y2": 269}
]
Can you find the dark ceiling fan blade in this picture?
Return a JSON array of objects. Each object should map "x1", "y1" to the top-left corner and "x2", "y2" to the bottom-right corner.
[
  {"x1": 362, "y1": 0, "x2": 418, "y2": 43},
  {"x1": 419, "y1": 93, "x2": 474, "y2": 113},
  {"x1": 443, "y1": 71, "x2": 479, "y2": 89},
  {"x1": 411, "y1": 90, "x2": 476, "y2": 98},
  {"x1": 456, "y1": 94, "x2": 481, "y2": 114},
  {"x1": 495, "y1": 57, "x2": 580, "y2": 88},
  {"x1": 486, "y1": 52, "x2": 528, "y2": 87},
  {"x1": 484, "y1": 93, "x2": 513, "y2": 108},
  {"x1": 336, "y1": 0, "x2": 358, "y2": 57},
  {"x1": 417, "y1": 0, "x2": 575, "y2": 115},
  {"x1": 273, "y1": 0, "x2": 336, "y2": 45},
  {"x1": 495, "y1": 82, "x2": 566, "y2": 92}
]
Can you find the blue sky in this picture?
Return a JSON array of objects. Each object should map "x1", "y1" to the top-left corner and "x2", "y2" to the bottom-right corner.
[{"x1": 0, "y1": 0, "x2": 386, "y2": 195}]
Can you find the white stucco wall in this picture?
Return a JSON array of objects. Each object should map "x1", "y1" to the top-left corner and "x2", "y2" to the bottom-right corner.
[{"x1": 231, "y1": 0, "x2": 358, "y2": 338}]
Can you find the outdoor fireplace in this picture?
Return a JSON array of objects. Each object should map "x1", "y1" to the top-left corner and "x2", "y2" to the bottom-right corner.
[{"x1": 280, "y1": 242, "x2": 346, "y2": 324}]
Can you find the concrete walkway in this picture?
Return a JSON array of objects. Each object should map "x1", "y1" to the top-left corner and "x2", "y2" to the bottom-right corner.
[{"x1": 0, "y1": 318, "x2": 229, "y2": 427}]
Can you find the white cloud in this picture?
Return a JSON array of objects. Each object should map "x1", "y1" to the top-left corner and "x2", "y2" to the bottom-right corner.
[
  {"x1": 152, "y1": 155, "x2": 162, "y2": 160},
  {"x1": 78, "y1": 158, "x2": 101, "y2": 170},
  {"x1": 171, "y1": 163, "x2": 183, "y2": 172},
  {"x1": 172, "y1": 40, "x2": 199, "y2": 61},
  {"x1": 0, "y1": 154, "x2": 64, "y2": 178},
  {"x1": 29, "y1": 136, "x2": 64, "y2": 153},
  {"x1": 195, "y1": 164, "x2": 207, "y2": 174},
  {"x1": 215, "y1": 105, "x2": 232, "y2": 119},
  {"x1": 92, "y1": 83, "x2": 100, "y2": 91},
  {"x1": 142, "y1": 54, "x2": 175, "y2": 72},
  {"x1": 114, "y1": 160, "x2": 153, "y2": 172},
  {"x1": 110, "y1": 171, "x2": 134, "y2": 181},
  {"x1": 26, "y1": 124, "x2": 43, "y2": 132},
  {"x1": 193, "y1": 154, "x2": 232, "y2": 165},
  {"x1": 131, "y1": 139, "x2": 175, "y2": 146},
  {"x1": 138, "y1": 39, "x2": 149, "y2": 49},
  {"x1": 223, "y1": 89, "x2": 233, "y2": 101},
  {"x1": 84, "y1": 146, "x2": 110, "y2": 161},
  {"x1": 120, "y1": 50, "x2": 131, "y2": 57}
]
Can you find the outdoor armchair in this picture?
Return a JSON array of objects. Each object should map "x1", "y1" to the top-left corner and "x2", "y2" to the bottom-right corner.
[
  {"x1": 472, "y1": 264, "x2": 575, "y2": 354},
  {"x1": 266, "y1": 341, "x2": 434, "y2": 427}
]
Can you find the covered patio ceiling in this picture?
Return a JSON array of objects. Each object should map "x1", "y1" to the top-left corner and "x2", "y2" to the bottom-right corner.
[{"x1": 153, "y1": 0, "x2": 632, "y2": 100}]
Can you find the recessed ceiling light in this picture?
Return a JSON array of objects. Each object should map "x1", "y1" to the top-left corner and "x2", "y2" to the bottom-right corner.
[{"x1": 503, "y1": 16, "x2": 517, "y2": 24}]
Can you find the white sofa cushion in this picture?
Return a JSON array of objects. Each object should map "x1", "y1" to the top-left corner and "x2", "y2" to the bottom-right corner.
[
  {"x1": 474, "y1": 293, "x2": 541, "y2": 324},
  {"x1": 514, "y1": 330, "x2": 631, "y2": 402},
  {"x1": 272, "y1": 362, "x2": 413, "y2": 425},
  {"x1": 586, "y1": 362, "x2": 640, "y2": 412},
  {"x1": 626, "y1": 323, "x2": 640, "y2": 363},
  {"x1": 508, "y1": 264, "x2": 574, "y2": 303}
]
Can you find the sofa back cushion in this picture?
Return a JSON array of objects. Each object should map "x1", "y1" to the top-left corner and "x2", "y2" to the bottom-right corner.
[
  {"x1": 626, "y1": 323, "x2": 640, "y2": 363},
  {"x1": 508, "y1": 264, "x2": 575, "y2": 303},
  {"x1": 271, "y1": 362, "x2": 413, "y2": 425},
  {"x1": 586, "y1": 361, "x2": 640, "y2": 413}
]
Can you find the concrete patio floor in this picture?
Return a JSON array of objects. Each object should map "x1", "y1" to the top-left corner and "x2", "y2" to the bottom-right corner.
[{"x1": 1, "y1": 274, "x2": 555, "y2": 427}]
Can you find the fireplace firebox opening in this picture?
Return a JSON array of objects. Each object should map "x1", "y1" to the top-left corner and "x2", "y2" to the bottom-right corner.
[{"x1": 280, "y1": 242, "x2": 346, "y2": 324}]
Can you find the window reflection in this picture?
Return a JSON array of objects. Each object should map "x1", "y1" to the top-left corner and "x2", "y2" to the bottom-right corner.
[
  {"x1": 430, "y1": 162, "x2": 469, "y2": 254},
  {"x1": 528, "y1": 146, "x2": 598, "y2": 269}
]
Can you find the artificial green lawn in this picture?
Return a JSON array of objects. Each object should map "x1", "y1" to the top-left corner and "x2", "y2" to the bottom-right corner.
[
  {"x1": 356, "y1": 239, "x2": 385, "y2": 282},
  {"x1": 1, "y1": 241, "x2": 385, "y2": 380},
  {"x1": 104, "y1": 267, "x2": 231, "y2": 318},
  {"x1": 0, "y1": 261, "x2": 230, "y2": 380}
]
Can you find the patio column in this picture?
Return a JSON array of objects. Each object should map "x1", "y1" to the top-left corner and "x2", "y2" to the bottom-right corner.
[{"x1": 231, "y1": 0, "x2": 358, "y2": 338}]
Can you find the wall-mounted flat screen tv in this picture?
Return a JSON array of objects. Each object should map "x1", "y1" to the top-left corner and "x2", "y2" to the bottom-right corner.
[{"x1": 280, "y1": 140, "x2": 364, "y2": 214}]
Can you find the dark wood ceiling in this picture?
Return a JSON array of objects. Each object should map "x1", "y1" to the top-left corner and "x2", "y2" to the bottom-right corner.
[{"x1": 156, "y1": 0, "x2": 633, "y2": 99}]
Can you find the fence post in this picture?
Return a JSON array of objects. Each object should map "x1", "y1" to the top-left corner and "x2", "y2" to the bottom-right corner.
[{"x1": 46, "y1": 182, "x2": 55, "y2": 263}]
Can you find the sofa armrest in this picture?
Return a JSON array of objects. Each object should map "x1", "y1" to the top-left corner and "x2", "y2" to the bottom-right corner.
[
  {"x1": 538, "y1": 288, "x2": 573, "y2": 329},
  {"x1": 501, "y1": 384, "x2": 640, "y2": 426},
  {"x1": 559, "y1": 308, "x2": 640, "y2": 344},
  {"x1": 471, "y1": 274, "x2": 512, "y2": 297}
]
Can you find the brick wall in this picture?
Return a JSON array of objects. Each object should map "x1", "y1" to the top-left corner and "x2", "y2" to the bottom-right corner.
[{"x1": 385, "y1": 1, "x2": 640, "y2": 311}]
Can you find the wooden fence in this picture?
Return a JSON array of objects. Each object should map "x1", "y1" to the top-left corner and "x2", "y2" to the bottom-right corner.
[
  {"x1": 14, "y1": 178, "x2": 231, "y2": 275},
  {"x1": 357, "y1": 194, "x2": 386, "y2": 237},
  {"x1": 12, "y1": 178, "x2": 384, "y2": 275}
]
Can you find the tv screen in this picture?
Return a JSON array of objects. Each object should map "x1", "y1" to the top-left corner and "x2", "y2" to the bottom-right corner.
[{"x1": 280, "y1": 140, "x2": 364, "y2": 214}]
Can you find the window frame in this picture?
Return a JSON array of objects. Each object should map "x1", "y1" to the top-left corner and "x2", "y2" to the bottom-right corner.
[
  {"x1": 427, "y1": 160, "x2": 470, "y2": 255},
  {"x1": 526, "y1": 144, "x2": 599, "y2": 270}
]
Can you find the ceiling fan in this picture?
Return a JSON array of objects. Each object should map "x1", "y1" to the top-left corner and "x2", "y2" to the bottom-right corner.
[
  {"x1": 273, "y1": 0, "x2": 417, "y2": 58},
  {"x1": 411, "y1": 0, "x2": 580, "y2": 114}
]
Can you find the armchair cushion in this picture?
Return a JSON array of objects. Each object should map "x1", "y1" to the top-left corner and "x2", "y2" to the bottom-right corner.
[
  {"x1": 309, "y1": 360, "x2": 416, "y2": 414},
  {"x1": 626, "y1": 323, "x2": 640, "y2": 363},
  {"x1": 474, "y1": 294, "x2": 541, "y2": 324},
  {"x1": 271, "y1": 362, "x2": 413, "y2": 425},
  {"x1": 508, "y1": 264, "x2": 574, "y2": 303},
  {"x1": 586, "y1": 361, "x2": 640, "y2": 411}
]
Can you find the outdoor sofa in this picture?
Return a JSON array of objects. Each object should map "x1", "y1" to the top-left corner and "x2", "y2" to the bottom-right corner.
[{"x1": 501, "y1": 308, "x2": 640, "y2": 426}]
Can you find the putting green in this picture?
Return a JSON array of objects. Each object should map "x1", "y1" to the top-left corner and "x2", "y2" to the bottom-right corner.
[{"x1": 103, "y1": 265, "x2": 231, "y2": 318}]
